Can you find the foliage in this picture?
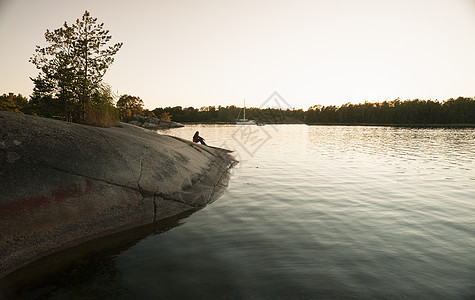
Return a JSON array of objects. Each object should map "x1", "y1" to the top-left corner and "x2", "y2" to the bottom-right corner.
[
  {"x1": 84, "y1": 84, "x2": 120, "y2": 127},
  {"x1": 149, "y1": 97, "x2": 474, "y2": 125},
  {"x1": 116, "y1": 94, "x2": 144, "y2": 119},
  {"x1": 158, "y1": 112, "x2": 172, "y2": 121},
  {"x1": 29, "y1": 10, "x2": 122, "y2": 124},
  {"x1": 0, "y1": 93, "x2": 27, "y2": 113},
  {"x1": 152, "y1": 105, "x2": 304, "y2": 123},
  {"x1": 143, "y1": 109, "x2": 157, "y2": 118},
  {"x1": 305, "y1": 97, "x2": 475, "y2": 125}
]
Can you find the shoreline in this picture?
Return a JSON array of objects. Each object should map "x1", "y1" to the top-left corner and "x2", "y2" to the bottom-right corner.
[
  {"x1": 179, "y1": 121, "x2": 475, "y2": 128},
  {"x1": 304, "y1": 123, "x2": 475, "y2": 128}
]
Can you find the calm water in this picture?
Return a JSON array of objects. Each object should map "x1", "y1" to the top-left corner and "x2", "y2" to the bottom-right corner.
[{"x1": 3, "y1": 125, "x2": 475, "y2": 299}]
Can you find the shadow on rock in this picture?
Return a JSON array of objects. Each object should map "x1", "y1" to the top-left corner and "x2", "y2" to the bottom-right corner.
[{"x1": 0, "y1": 209, "x2": 196, "y2": 299}]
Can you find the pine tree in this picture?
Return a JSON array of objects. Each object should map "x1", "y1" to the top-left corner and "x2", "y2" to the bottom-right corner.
[{"x1": 30, "y1": 10, "x2": 122, "y2": 123}]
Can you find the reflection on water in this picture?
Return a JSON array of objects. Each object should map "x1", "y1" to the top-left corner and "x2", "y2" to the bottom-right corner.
[
  {"x1": 0, "y1": 210, "x2": 196, "y2": 299},
  {"x1": 2, "y1": 125, "x2": 475, "y2": 299}
]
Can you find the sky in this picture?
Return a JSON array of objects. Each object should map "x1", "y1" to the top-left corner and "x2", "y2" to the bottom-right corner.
[{"x1": 1, "y1": 0, "x2": 475, "y2": 110}]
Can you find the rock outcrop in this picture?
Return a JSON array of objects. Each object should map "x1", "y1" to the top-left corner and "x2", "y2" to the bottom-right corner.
[
  {"x1": 0, "y1": 111, "x2": 236, "y2": 278},
  {"x1": 126, "y1": 116, "x2": 184, "y2": 130}
]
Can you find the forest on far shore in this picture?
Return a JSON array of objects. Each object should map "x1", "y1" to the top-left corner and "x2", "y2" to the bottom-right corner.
[
  {"x1": 152, "y1": 97, "x2": 474, "y2": 125},
  {"x1": 2, "y1": 94, "x2": 474, "y2": 126}
]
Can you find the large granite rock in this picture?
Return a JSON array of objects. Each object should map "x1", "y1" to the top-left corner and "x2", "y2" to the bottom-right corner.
[{"x1": 0, "y1": 111, "x2": 236, "y2": 278}]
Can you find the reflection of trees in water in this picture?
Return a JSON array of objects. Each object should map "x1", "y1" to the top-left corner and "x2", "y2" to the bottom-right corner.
[{"x1": 1, "y1": 210, "x2": 196, "y2": 299}]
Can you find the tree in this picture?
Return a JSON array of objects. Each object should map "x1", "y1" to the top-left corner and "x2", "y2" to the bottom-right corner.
[
  {"x1": 0, "y1": 93, "x2": 24, "y2": 113},
  {"x1": 30, "y1": 10, "x2": 122, "y2": 123},
  {"x1": 159, "y1": 112, "x2": 172, "y2": 121},
  {"x1": 116, "y1": 94, "x2": 144, "y2": 120},
  {"x1": 143, "y1": 109, "x2": 157, "y2": 118}
]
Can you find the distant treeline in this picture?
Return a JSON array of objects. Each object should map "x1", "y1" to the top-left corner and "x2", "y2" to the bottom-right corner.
[
  {"x1": 153, "y1": 97, "x2": 474, "y2": 125},
  {"x1": 151, "y1": 106, "x2": 305, "y2": 123},
  {"x1": 306, "y1": 97, "x2": 474, "y2": 125},
  {"x1": 2, "y1": 94, "x2": 474, "y2": 126}
]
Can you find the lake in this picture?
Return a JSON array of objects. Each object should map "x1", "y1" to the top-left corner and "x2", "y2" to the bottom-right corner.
[{"x1": 2, "y1": 124, "x2": 475, "y2": 299}]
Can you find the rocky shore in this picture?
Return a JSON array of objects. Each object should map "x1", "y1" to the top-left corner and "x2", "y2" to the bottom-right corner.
[
  {"x1": 125, "y1": 116, "x2": 184, "y2": 130},
  {"x1": 0, "y1": 111, "x2": 236, "y2": 278}
]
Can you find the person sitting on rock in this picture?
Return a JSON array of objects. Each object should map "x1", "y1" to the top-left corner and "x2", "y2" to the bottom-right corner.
[{"x1": 193, "y1": 131, "x2": 207, "y2": 145}]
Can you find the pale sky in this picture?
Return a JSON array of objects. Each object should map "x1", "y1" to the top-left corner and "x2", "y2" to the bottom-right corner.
[{"x1": 1, "y1": 0, "x2": 475, "y2": 109}]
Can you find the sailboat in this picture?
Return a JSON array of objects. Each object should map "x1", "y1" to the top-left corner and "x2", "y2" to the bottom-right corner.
[{"x1": 236, "y1": 100, "x2": 256, "y2": 125}]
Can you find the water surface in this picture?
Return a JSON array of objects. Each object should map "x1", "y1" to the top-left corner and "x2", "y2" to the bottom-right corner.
[{"x1": 4, "y1": 125, "x2": 475, "y2": 299}]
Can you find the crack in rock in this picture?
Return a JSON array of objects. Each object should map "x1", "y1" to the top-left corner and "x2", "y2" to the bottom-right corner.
[{"x1": 36, "y1": 160, "x2": 140, "y2": 195}]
